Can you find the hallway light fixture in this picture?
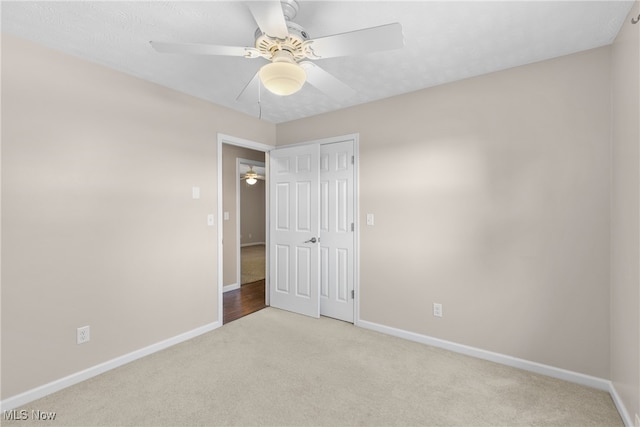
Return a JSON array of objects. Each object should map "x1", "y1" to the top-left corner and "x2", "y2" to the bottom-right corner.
[{"x1": 244, "y1": 166, "x2": 259, "y2": 185}]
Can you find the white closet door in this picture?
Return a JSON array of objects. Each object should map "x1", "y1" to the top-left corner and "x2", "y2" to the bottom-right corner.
[
  {"x1": 319, "y1": 140, "x2": 355, "y2": 322},
  {"x1": 269, "y1": 144, "x2": 320, "y2": 318}
]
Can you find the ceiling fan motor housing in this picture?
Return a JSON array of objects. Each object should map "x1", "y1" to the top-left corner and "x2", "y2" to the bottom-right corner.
[{"x1": 254, "y1": 20, "x2": 309, "y2": 61}]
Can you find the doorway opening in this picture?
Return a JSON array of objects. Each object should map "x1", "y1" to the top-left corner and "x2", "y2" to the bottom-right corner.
[
  {"x1": 238, "y1": 159, "x2": 266, "y2": 286},
  {"x1": 224, "y1": 159, "x2": 267, "y2": 324},
  {"x1": 217, "y1": 133, "x2": 359, "y2": 326},
  {"x1": 218, "y1": 135, "x2": 271, "y2": 325}
]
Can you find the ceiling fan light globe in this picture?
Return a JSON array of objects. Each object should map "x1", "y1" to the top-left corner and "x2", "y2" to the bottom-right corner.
[
  {"x1": 246, "y1": 177, "x2": 258, "y2": 185},
  {"x1": 259, "y1": 61, "x2": 306, "y2": 96}
]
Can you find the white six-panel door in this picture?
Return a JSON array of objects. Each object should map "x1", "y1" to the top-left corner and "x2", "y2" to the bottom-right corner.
[
  {"x1": 319, "y1": 141, "x2": 354, "y2": 322},
  {"x1": 269, "y1": 144, "x2": 321, "y2": 318},
  {"x1": 269, "y1": 139, "x2": 355, "y2": 322}
]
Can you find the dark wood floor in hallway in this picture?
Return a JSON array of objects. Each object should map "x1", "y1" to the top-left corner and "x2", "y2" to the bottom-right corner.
[{"x1": 223, "y1": 279, "x2": 267, "y2": 324}]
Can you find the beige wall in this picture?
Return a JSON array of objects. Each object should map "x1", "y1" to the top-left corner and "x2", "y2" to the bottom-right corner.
[
  {"x1": 0, "y1": 34, "x2": 275, "y2": 399},
  {"x1": 241, "y1": 179, "x2": 266, "y2": 245},
  {"x1": 611, "y1": 1, "x2": 640, "y2": 421},
  {"x1": 278, "y1": 47, "x2": 612, "y2": 378},
  {"x1": 221, "y1": 145, "x2": 265, "y2": 287}
]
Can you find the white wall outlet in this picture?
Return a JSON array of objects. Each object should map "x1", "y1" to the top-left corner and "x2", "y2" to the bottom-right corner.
[
  {"x1": 207, "y1": 214, "x2": 214, "y2": 226},
  {"x1": 77, "y1": 325, "x2": 90, "y2": 344},
  {"x1": 433, "y1": 303, "x2": 443, "y2": 318},
  {"x1": 223, "y1": 211, "x2": 230, "y2": 221}
]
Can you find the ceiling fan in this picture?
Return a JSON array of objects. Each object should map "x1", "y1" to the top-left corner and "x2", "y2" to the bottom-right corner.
[
  {"x1": 150, "y1": 0, "x2": 404, "y2": 102},
  {"x1": 242, "y1": 166, "x2": 264, "y2": 185}
]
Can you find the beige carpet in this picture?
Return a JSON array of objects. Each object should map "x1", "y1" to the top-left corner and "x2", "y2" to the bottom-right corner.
[
  {"x1": 241, "y1": 244, "x2": 265, "y2": 285},
  {"x1": 5, "y1": 308, "x2": 623, "y2": 426}
]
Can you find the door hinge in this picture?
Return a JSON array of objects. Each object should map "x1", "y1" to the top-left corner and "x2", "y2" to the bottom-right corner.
[
  {"x1": 351, "y1": 222, "x2": 354, "y2": 232},
  {"x1": 351, "y1": 155, "x2": 354, "y2": 165},
  {"x1": 351, "y1": 290, "x2": 355, "y2": 299}
]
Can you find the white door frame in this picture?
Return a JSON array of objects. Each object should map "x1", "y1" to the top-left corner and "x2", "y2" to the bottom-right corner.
[
  {"x1": 269, "y1": 133, "x2": 360, "y2": 324},
  {"x1": 217, "y1": 133, "x2": 273, "y2": 325},
  {"x1": 236, "y1": 157, "x2": 266, "y2": 292},
  {"x1": 217, "y1": 132, "x2": 360, "y2": 326}
]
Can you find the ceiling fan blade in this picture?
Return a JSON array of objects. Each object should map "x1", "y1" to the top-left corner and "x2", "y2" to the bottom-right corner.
[
  {"x1": 304, "y1": 23, "x2": 404, "y2": 59},
  {"x1": 247, "y1": 1, "x2": 289, "y2": 39},
  {"x1": 236, "y1": 71, "x2": 261, "y2": 104},
  {"x1": 150, "y1": 41, "x2": 261, "y2": 58},
  {"x1": 300, "y1": 62, "x2": 356, "y2": 102}
]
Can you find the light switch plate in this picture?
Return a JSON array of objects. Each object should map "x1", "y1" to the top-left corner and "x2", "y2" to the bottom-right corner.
[
  {"x1": 366, "y1": 213, "x2": 374, "y2": 226},
  {"x1": 224, "y1": 211, "x2": 230, "y2": 221},
  {"x1": 433, "y1": 303, "x2": 443, "y2": 317},
  {"x1": 207, "y1": 214, "x2": 214, "y2": 226},
  {"x1": 192, "y1": 186, "x2": 200, "y2": 199}
]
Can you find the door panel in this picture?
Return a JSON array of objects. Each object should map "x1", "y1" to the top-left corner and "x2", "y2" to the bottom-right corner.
[
  {"x1": 319, "y1": 141, "x2": 355, "y2": 322},
  {"x1": 269, "y1": 144, "x2": 320, "y2": 318},
  {"x1": 296, "y1": 181, "x2": 311, "y2": 231},
  {"x1": 336, "y1": 248, "x2": 349, "y2": 302},
  {"x1": 275, "y1": 244, "x2": 289, "y2": 292},
  {"x1": 320, "y1": 246, "x2": 330, "y2": 298},
  {"x1": 275, "y1": 183, "x2": 290, "y2": 230},
  {"x1": 296, "y1": 246, "x2": 311, "y2": 297}
]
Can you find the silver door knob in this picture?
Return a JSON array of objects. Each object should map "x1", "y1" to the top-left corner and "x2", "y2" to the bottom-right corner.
[{"x1": 304, "y1": 237, "x2": 318, "y2": 243}]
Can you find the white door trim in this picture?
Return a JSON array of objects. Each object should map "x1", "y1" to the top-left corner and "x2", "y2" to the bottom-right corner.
[
  {"x1": 217, "y1": 133, "x2": 273, "y2": 325},
  {"x1": 217, "y1": 133, "x2": 359, "y2": 325}
]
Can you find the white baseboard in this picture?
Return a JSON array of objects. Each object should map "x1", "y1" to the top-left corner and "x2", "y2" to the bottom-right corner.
[
  {"x1": 356, "y1": 319, "x2": 639, "y2": 424},
  {"x1": 0, "y1": 321, "x2": 221, "y2": 412},
  {"x1": 223, "y1": 283, "x2": 240, "y2": 292},
  {"x1": 609, "y1": 381, "x2": 634, "y2": 427},
  {"x1": 240, "y1": 242, "x2": 265, "y2": 247},
  {"x1": 356, "y1": 319, "x2": 610, "y2": 391}
]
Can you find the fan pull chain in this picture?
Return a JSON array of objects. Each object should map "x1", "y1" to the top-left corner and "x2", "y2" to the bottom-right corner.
[{"x1": 258, "y1": 80, "x2": 262, "y2": 120}]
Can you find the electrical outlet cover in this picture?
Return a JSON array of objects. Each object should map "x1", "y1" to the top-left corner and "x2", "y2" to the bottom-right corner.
[{"x1": 77, "y1": 325, "x2": 90, "y2": 344}]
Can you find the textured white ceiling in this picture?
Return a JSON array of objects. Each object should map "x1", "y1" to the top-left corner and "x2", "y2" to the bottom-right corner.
[{"x1": 2, "y1": 1, "x2": 634, "y2": 124}]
